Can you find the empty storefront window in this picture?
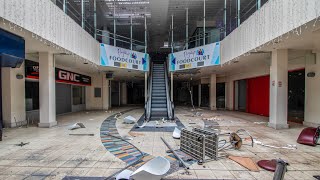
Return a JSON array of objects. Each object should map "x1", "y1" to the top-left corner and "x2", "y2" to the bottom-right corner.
[
  {"x1": 72, "y1": 86, "x2": 85, "y2": 105},
  {"x1": 25, "y1": 81, "x2": 39, "y2": 111}
]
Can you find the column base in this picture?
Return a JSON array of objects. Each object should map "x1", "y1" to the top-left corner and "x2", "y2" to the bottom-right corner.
[
  {"x1": 38, "y1": 121, "x2": 57, "y2": 128},
  {"x1": 268, "y1": 122, "x2": 289, "y2": 130},
  {"x1": 303, "y1": 121, "x2": 320, "y2": 128}
]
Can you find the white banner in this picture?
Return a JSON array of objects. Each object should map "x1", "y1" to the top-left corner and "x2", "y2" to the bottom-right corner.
[
  {"x1": 100, "y1": 44, "x2": 149, "y2": 71},
  {"x1": 169, "y1": 42, "x2": 220, "y2": 71}
]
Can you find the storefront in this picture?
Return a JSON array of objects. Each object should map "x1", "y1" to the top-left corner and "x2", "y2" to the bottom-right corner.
[{"x1": 25, "y1": 60, "x2": 91, "y2": 123}]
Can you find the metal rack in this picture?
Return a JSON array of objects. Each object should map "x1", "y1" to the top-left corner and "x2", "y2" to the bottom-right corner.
[{"x1": 180, "y1": 128, "x2": 219, "y2": 163}]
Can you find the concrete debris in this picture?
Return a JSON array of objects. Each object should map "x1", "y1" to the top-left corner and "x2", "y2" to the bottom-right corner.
[
  {"x1": 253, "y1": 122, "x2": 267, "y2": 124},
  {"x1": 69, "y1": 133, "x2": 94, "y2": 136},
  {"x1": 128, "y1": 132, "x2": 145, "y2": 137},
  {"x1": 172, "y1": 127, "x2": 181, "y2": 139},
  {"x1": 15, "y1": 142, "x2": 29, "y2": 147},
  {"x1": 253, "y1": 139, "x2": 297, "y2": 150},
  {"x1": 68, "y1": 123, "x2": 86, "y2": 130},
  {"x1": 116, "y1": 156, "x2": 170, "y2": 180},
  {"x1": 116, "y1": 169, "x2": 133, "y2": 180},
  {"x1": 123, "y1": 116, "x2": 136, "y2": 124}
]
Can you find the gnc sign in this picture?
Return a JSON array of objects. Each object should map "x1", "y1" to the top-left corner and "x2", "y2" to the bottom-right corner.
[{"x1": 58, "y1": 70, "x2": 80, "y2": 82}]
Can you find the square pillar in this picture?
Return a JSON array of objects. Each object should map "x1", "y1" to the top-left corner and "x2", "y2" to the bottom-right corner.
[
  {"x1": 38, "y1": 52, "x2": 57, "y2": 128},
  {"x1": 304, "y1": 53, "x2": 320, "y2": 127},
  {"x1": 121, "y1": 82, "x2": 127, "y2": 105},
  {"x1": 210, "y1": 74, "x2": 217, "y2": 110},
  {"x1": 102, "y1": 78, "x2": 110, "y2": 110},
  {"x1": 226, "y1": 80, "x2": 234, "y2": 110},
  {"x1": 269, "y1": 49, "x2": 289, "y2": 129},
  {"x1": 1, "y1": 63, "x2": 26, "y2": 127}
]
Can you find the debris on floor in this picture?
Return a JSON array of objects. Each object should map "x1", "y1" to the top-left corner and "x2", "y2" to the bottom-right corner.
[
  {"x1": 253, "y1": 139, "x2": 297, "y2": 150},
  {"x1": 253, "y1": 121, "x2": 268, "y2": 124},
  {"x1": 228, "y1": 156, "x2": 259, "y2": 172},
  {"x1": 314, "y1": 176, "x2": 320, "y2": 180},
  {"x1": 124, "y1": 115, "x2": 136, "y2": 124},
  {"x1": 257, "y1": 159, "x2": 277, "y2": 172},
  {"x1": 15, "y1": 142, "x2": 29, "y2": 147},
  {"x1": 172, "y1": 127, "x2": 181, "y2": 139},
  {"x1": 297, "y1": 126, "x2": 319, "y2": 146},
  {"x1": 68, "y1": 122, "x2": 86, "y2": 130},
  {"x1": 128, "y1": 132, "x2": 145, "y2": 137},
  {"x1": 69, "y1": 133, "x2": 94, "y2": 136}
]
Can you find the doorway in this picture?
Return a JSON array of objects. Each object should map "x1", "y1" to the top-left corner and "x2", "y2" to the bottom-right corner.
[
  {"x1": 288, "y1": 69, "x2": 305, "y2": 123},
  {"x1": 216, "y1": 83, "x2": 226, "y2": 109}
]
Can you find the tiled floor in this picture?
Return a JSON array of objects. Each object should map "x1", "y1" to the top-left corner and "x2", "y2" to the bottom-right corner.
[{"x1": 0, "y1": 106, "x2": 319, "y2": 180}]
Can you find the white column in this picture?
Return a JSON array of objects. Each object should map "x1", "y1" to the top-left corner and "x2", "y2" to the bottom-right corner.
[
  {"x1": 1, "y1": 64, "x2": 26, "y2": 127},
  {"x1": 198, "y1": 84, "x2": 201, "y2": 107},
  {"x1": 121, "y1": 82, "x2": 127, "y2": 105},
  {"x1": 210, "y1": 74, "x2": 216, "y2": 110},
  {"x1": 39, "y1": 52, "x2": 57, "y2": 128},
  {"x1": 304, "y1": 53, "x2": 320, "y2": 127},
  {"x1": 269, "y1": 49, "x2": 289, "y2": 129},
  {"x1": 226, "y1": 80, "x2": 234, "y2": 110},
  {"x1": 102, "y1": 78, "x2": 110, "y2": 110}
]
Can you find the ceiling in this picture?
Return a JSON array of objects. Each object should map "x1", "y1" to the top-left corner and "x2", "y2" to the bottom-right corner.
[{"x1": 58, "y1": 0, "x2": 264, "y2": 53}]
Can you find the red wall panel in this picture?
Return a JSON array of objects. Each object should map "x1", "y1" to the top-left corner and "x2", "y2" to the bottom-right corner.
[{"x1": 247, "y1": 75, "x2": 270, "y2": 116}]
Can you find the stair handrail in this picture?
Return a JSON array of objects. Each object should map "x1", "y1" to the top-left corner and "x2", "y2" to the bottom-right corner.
[
  {"x1": 164, "y1": 61, "x2": 174, "y2": 120},
  {"x1": 145, "y1": 62, "x2": 153, "y2": 121}
]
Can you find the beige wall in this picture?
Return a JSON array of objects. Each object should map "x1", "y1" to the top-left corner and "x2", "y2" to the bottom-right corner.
[
  {"x1": 85, "y1": 73, "x2": 110, "y2": 110},
  {"x1": 304, "y1": 53, "x2": 320, "y2": 127},
  {"x1": 1, "y1": 63, "x2": 26, "y2": 127}
]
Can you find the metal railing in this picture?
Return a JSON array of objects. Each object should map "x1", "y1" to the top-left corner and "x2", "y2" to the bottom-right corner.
[
  {"x1": 164, "y1": 61, "x2": 174, "y2": 120},
  {"x1": 145, "y1": 62, "x2": 153, "y2": 121}
]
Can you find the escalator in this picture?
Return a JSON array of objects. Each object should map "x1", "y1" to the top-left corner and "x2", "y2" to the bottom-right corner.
[{"x1": 145, "y1": 61, "x2": 174, "y2": 121}]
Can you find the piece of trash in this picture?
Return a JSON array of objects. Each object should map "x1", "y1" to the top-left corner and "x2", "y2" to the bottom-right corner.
[
  {"x1": 253, "y1": 122, "x2": 267, "y2": 124},
  {"x1": 124, "y1": 116, "x2": 136, "y2": 124},
  {"x1": 253, "y1": 139, "x2": 297, "y2": 150},
  {"x1": 15, "y1": 142, "x2": 29, "y2": 147},
  {"x1": 131, "y1": 156, "x2": 171, "y2": 180},
  {"x1": 137, "y1": 122, "x2": 147, "y2": 128},
  {"x1": 116, "y1": 169, "x2": 133, "y2": 180},
  {"x1": 68, "y1": 123, "x2": 86, "y2": 130},
  {"x1": 189, "y1": 122, "x2": 196, "y2": 124},
  {"x1": 69, "y1": 134, "x2": 94, "y2": 136},
  {"x1": 228, "y1": 156, "x2": 260, "y2": 172},
  {"x1": 172, "y1": 127, "x2": 181, "y2": 139},
  {"x1": 128, "y1": 132, "x2": 145, "y2": 137}
]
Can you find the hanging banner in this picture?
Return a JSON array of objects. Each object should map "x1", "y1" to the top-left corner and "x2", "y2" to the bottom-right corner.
[
  {"x1": 100, "y1": 43, "x2": 149, "y2": 71},
  {"x1": 169, "y1": 42, "x2": 220, "y2": 71}
]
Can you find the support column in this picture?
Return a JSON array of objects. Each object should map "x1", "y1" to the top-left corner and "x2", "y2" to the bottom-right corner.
[
  {"x1": 94, "y1": 0, "x2": 97, "y2": 39},
  {"x1": 1, "y1": 64, "x2": 26, "y2": 127},
  {"x1": 39, "y1": 52, "x2": 57, "y2": 128},
  {"x1": 224, "y1": 0, "x2": 227, "y2": 37},
  {"x1": 237, "y1": 0, "x2": 241, "y2": 27},
  {"x1": 130, "y1": 14, "x2": 133, "y2": 50},
  {"x1": 203, "y1": 0, "x2": 206, "y2": 45},
  {"x1": 102, "y1": 78, "x2": 110, "y2": 110},
  {"x1": 257, "y1": 0, "x2": 261, "y2": 10},
  {"x1": 121, "y1": 82, "x2": 127, "y2": 105},
  {"x1": 269, "y1": 49, "x2": 289, "y2": 129},
  {"x1": 113, "y1": 0, "x2": 116, "y2": 46},
  {"x1": 186, "y1": 8, "x2": 189, "y2": 50},
  {"x1": 304, "y1": 53, "x2": 320, "y2": 127},
  {"x1": 81, "y1": 0, "x2": 85, "y2": 29},
  {"x1": 226, "y1": 80, "x2": 234, "y2": 110},
  {"x1": 198, "y1": 84, "x2": 201, "y2": 107},
  {"x1": 210, "y1": 74, "x2": 217, "y2": 110},
  {"x1": 63, "y1": 0, "x2": 67, "y2": 14}
]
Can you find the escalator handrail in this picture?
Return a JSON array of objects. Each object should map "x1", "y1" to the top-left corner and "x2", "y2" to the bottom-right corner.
[
  {"x1": 164, "y1": 61, "x2": 173, "y2": 120},
  {"x1": 145, "y1": 62, "x2": 153, "y2": 121}
]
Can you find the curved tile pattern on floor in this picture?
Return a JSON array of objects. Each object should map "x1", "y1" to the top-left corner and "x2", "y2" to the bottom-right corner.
[{"x1": 99, "y1": 108, "x2": 196, "y2": 176}]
